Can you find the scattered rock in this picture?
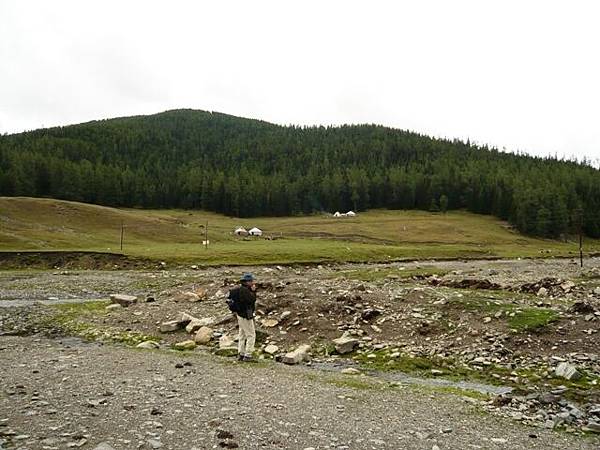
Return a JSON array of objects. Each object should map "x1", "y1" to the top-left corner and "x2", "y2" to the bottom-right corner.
[
  {"x1": 219, "y1": 335, "x2": 235, "y2": 349},
  {"x1": 136, "y1": 341, "x2": 159, "y2": 350},
  {"x1": 93, "y1": 444, "x2": 117, "y2": 450},
  {"x1": 261, "y1": 318, "x2": 279, "y2": 328},
  {"x1": 147, "y1": 439, "x2": 163, "y2": 449},
  {"x1": 109, "y1": 294, "x2": 137, "y2": 307},
  {"x1": 105, "y1": 303, "x2": 122, "y2": 312},
  {"x1": 332, "y1": 335, "x2": 359, "y2": 354},
  {"x1": 160, "y1": 320, "x2": 183, "y2": 333},
  {"x1": 175, "y1": 291, "x2": 202, "y2": 302},
  {"x1": 537, "y1": 287, "x2": 548, "y2": 297},
  {"x1": 361, "y1": 309, "x2": 382, "y2": 321},
  {"x1": 281, "y1": 344, "x2": 311, "y2": 365},
  {"x1": 555, "y1": 362, "x2": 582, "y2": 381},
  {"x1": 264, "y1": 344, "x2": 279, "y2": 355},
  {"x1": 341, "y1": 368, "x2": 361, "y2": 375},
  {"x1": 194, "y1": 327, "x2": 213, "y2": 345},
  {"x1": 173, "y1": 340, "x2": 196, "y2": 351},
  {"x1": 583, "y1": 421, "x2": 600, "y2": 433},
  {"x1": 186, "y1": 317, "x2": 215, "y2": 333}
]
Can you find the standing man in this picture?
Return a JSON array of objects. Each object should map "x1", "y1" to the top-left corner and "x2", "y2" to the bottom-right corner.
[{"x1": 235, "y1": 272, "x2": 257, "y2": 362}]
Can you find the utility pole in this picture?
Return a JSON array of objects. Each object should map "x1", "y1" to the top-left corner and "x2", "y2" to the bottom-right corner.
[
  {"x1": 120, "y1": 221, "x2": 124, "y2": 252},
  {"x1": 205, "y1": 220, "x2": 208, "y2": 250},
  {"x1": 576, "y1": 209, "x2": 583, "y2": 268},
  {"x1": 579, "y1": 225, "x2": 583, "y2": 268}
]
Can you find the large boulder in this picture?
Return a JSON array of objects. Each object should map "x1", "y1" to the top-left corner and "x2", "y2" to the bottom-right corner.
[
  {"x1": 110, "y1": 294, "x2": 137, "y2": 307},
  {"x1": 332, "y1": 334, "x2": 359, "y2": 354},
  {"x1": 555, "y1": 362, "x2": 582, "y2": 381},
  {"x1": 281, "y1": 344, "x2": 311, "y2": 365},
  {"x1": 194, "y1": 327, "x2": 213, "y2": 345}
]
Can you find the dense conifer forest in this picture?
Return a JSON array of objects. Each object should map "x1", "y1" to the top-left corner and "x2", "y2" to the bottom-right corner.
[{"x1": 1, "y1": 109, "x2": 599, "y2": 237}]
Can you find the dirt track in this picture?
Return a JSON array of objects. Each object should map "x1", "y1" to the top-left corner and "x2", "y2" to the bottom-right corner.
[{"x1": 1, "y1": 335, "x2": 598, "y2": 450}]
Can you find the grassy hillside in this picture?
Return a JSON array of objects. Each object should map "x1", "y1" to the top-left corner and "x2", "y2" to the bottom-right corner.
[{"x1": 1, "y1": 197, "x2": 597, "y2": 265}]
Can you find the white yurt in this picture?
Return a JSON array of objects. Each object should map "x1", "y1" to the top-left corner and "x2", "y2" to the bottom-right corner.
[
  {"x1": 346, "y1": 211, "x2": 356, "y2": 217},
  {"x1": 234, "y1": 227, "x2": 248, "y2": 236},
  {"x1": 248, "y1": 227, "x2": 263, "y2": 236},
  {"x1": 333, "y1": 211, "x2": 342, "y2": 217}
]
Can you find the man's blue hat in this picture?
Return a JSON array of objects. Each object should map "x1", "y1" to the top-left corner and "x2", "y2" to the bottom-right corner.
[{"x1": 241, "y1": 272, "x2": 255, "y2": 282}]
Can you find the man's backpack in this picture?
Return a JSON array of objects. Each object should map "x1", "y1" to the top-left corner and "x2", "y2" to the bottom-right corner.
[{"x1": 226, "y1": 287, "x2": 240, "y2": 313}]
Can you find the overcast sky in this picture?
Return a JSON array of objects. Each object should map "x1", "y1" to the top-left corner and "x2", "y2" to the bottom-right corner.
[{"x1": 1, "y1": 0, "x2": 599, "y2": 164}]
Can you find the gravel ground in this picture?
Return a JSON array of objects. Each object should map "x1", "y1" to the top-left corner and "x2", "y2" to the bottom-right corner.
[{"x1": 1, "y1": 335, "x2": 598, "y2": 450}]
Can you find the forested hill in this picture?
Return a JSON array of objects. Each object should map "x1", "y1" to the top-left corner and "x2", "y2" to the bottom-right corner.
[{"x1": 1, "y1": 109, "x2": 599, "y2": 237}]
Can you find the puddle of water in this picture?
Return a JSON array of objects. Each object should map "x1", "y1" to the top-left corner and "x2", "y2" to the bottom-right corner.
[
  {"x1": 0, "y1": 297, "x2": 106, "y2": 308},
  {"x1": 311, "y1": 359, "x2": 512, "y2": 396}
]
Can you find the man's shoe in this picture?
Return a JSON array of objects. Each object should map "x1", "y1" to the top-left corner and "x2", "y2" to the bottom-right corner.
[
  {"x1": 242, "y1": 355, "x2": 256, "y2": 362},
  {"x1": 237, "y1": 354, "x2": 244, "y2": 361}
]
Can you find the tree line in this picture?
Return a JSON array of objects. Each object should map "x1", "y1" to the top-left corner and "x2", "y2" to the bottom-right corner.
[{"x1": 1, "y1": 109, "x2": 599, "y2": 238}]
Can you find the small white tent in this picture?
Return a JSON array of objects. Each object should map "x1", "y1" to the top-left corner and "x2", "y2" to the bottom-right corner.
[
  {"x1": 346, "y1": 211, "x2": 356, "y2": 217},
  {"x1": 333, "y1": 212, "x2": 342, "y2": 217},
  {"x1": 234, "y1": 227, "x2": 248, "y2": 236},
  {"x1": 248, "y1": 227, "x2": 263, "y2": 236}
]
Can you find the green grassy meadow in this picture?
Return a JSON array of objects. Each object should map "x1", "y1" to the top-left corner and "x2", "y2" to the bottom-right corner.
[{"x1": 1, "y1": 197, "x2": 597, "y2": 265}]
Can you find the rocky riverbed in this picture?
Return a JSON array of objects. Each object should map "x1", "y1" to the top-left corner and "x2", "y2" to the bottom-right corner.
[{"x1": 1, "y1": 257, "x2": 600, "y2": 449}]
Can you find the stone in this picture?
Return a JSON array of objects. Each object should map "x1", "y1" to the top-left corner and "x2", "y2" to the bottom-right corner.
[
  {"x1": 341, "y1": 368, "x2": 361, "y2": 375},
  {"x1": 109, "y1": 294, "x2": 137, "y2": 307},
  {"x1": 332, "y1": 335, "x2": 359, "y2": 354},
  {"x1": 136, "y1": 341, "x2": 159, "y2": 350},
  {"x1": 280, "y1": 311, "x2": 292, "y2": 321},
  {"x1": 483, "y1": 317, "x2": 492, "y2": 323},
  {"x1": 194, "y1": 327, "x2": 213, "y2": 345},
  {"x1": 555, "y1": 362, "x2": 582, "y2": 381},
  {"x1": 594, "y1": 287, "x2": 600, "y2": 296},
  {"x1": 560, "y1": 281, "x2": 575, "y2": 292},
  {"x1": 105, "y1": 303, "x2": 122, "y2": 312},
  {"x1": 219, "y1": 335, "x2": 236, "y2": 349},
  {"x1": 261, "y1": 318, "x2": 279, "y2": 328},
  {"x1": 281, "y1": 344, "x2": 311, "y2": 365},
  {"x1": 179, "y1": 291, "x2": 202, "y2": 303},
  {"x1": 173, "y1": 340, "x2": 196, "y2": 351},
  {"x1": 179, "y1": 312, "x2": 196, "y2": 325},
  {"x1": 583, "y1": 421, "x2": 600, "y2": 433},
  {"x1": 160, "y1": 320, "x2": 183, "y2": 333},
  {"x1": 93, "y1": 444, "x2": 117, "y2": 450},
  {"x1": 264, "y1": 344, "x2": 279, "y2": 355},
  {"x1": 147, "y1": 439, "x2": 163, "y2": 449},
  {"x1": 186, "y1": 317, "x2": 215, "y2": 333},
  {"x1": 537, "y1": 287, "x2": 548, "y2": 297}
]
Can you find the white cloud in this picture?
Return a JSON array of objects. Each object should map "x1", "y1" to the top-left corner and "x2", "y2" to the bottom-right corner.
[{"x1": 1, "y1": 0, "x2": 598, "y2": 163}]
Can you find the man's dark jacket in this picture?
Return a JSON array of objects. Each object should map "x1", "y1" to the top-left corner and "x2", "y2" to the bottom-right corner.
[{"x1": 236, "y1": 284, "x2": 256, "y2": 319}]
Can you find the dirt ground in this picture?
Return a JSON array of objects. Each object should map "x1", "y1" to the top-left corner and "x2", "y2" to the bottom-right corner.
[
  {"x1": 1, "y1": 335, "x2": 598, "y2": 450},
  {"x1": 1, "y1": 257, "x2": 600, "y2": 448}
]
